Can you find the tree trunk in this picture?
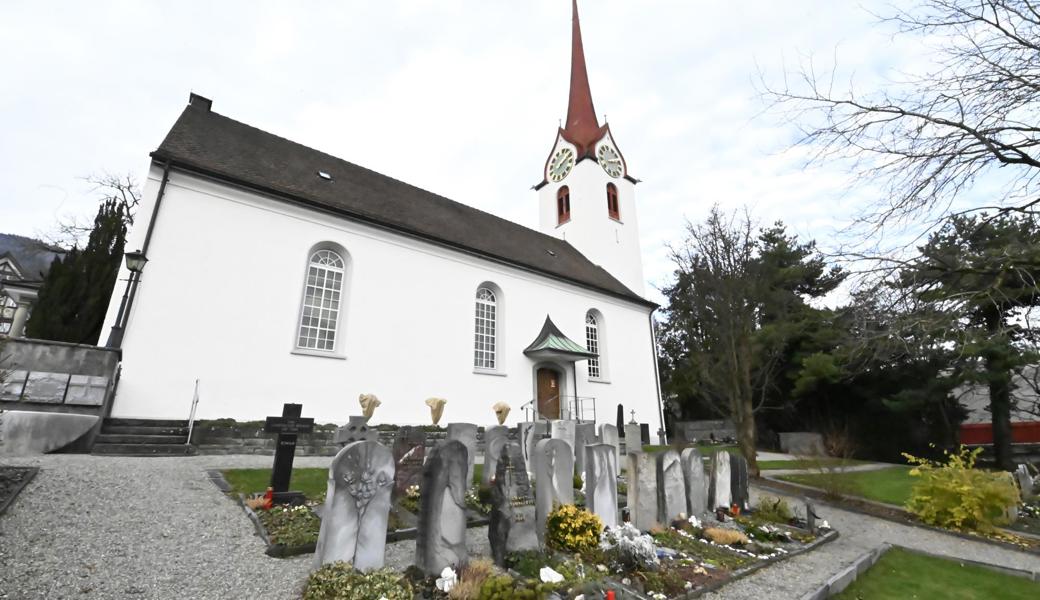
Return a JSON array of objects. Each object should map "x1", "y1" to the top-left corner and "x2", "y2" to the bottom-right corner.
[{"x1": 984, "y1": 310, "x2": 1014, "y2": 471}]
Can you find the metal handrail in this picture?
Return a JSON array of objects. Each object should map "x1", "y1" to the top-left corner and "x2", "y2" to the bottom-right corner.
[
  {"x1": 523, "y1": 395, "x2": 596, "y2": 422},
  {"x1": 185, "y1": 378, "x2": 200, "y2": 449}
]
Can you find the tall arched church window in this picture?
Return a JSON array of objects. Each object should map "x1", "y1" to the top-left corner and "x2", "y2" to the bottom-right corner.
[
  {"x1": 586, "y1": 312, "x2": 601, "y2": 378},
  {"x1": 474, "y1": 287, "x2": 498, "y2": 369},
  {"x1": 557, "y1": 186, "x2": 571, "y2": 225},
  {"x1": 607, "y1": 183, "x2": 620, "y2": 220},
  {"x1": 297, "y1": 249, "x2": 345, "y2": 351}
]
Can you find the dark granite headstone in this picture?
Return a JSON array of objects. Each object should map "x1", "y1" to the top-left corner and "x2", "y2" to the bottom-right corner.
[
  {"x1": 489, "y1": 442, "x2": 538, "y2": 565},
  {"x1": 392, "y1": 426, "x2": 426, "y2": 498},
  {"x1": 415, "y1": 440, "x2": 469, "y2": 575},
  {"x1": 730, "y1": 453, "x2": 750, "y2": 512},
  {"x1": 640, "y1": 423, "x2": 650, "y2": 445},
  {"x1": 264, "y1": 403, "x2": 315, "y2": 504}
]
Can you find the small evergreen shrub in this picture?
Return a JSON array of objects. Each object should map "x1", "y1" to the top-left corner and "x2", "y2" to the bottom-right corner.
[
  {"x1": 478, "y1": 574, "x2": 548, "y2": 600},
  {"x1": 545, "y1": 504, "x2": 602, "y2": 554},
  {"x1": 753, "y1": 496, "x2": 793, "y2": 524},
  {"x1": 903, "y1": 446, "x2": 1021, "y2": 532},
  {"x1": 304, "y1": 563, "x2": 413, "y2": 600}
]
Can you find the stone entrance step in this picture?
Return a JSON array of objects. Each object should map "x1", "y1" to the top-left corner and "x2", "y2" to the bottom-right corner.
[
  {"x1": 92, "y1": 418, "x2": 196, "y2": 456},
  {"x1": 95, "y1": 433, "x2": 187, "y2": 445}
]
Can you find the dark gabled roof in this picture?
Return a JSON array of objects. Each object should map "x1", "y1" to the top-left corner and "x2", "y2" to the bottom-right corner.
[
  {"x1": 0, "y1": 233, "x2": 64, "y2": 282},
  {"x1": 150, "y1": 96, "x2": 654, "y2": 308}
]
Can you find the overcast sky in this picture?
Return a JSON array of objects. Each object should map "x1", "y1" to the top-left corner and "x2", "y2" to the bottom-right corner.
[{"x1": 1, "y1": 0, "x2": 948, "y2": 304}]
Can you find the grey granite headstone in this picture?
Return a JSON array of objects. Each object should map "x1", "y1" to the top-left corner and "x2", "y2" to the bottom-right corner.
[
  {"x1": 519, "y1": 421, "x2": 549, "y2": 476},
  {"x1": 482, "y1": 425, "x2": 510, "y2": 486},
  {"x1": 484, "y1": 436, "x2": 509, "y2": 487},
  {"x1": 656, "y1": 450, "x2": 687, "y2": 524},
  {"x1": 532, "y1": 438, "x2": 574, "y2": 543},
  {"x1": 680, "y1": 448, "x2": 708, "y2": 516},
  {"x1": 730, "y1": 453, "x2": 750, "y2": 511},
  {"x1": 446, "y1": 422, "x2": 479, "y2": 488},
  {"x1": 709, "y1": 450, "x2": 732, "y2": 510},
  {"x1": 599, "y1": 423, "x2": 620, "y2": 466},
  {"x1": 585, "y1": 443, "x2": 618, "y2": 528},
  {"x1": 624, "y1": 423, "x2": 642, "y2": 454},
  {"x1": 334, "y1": 416, "x2": 376, "y2": 447},
  {"x1": 627, "y1": 451, "x2": 658, "y2": 531},
  {"x1": 415, "y1": 440, "x2": 469, "y2": 574},
  {"x1": 573, "y1": 422, "x2": 597, "y2": 481},
  {"x1": 489, "y1": 442, "x2": 539, "y2": 565},
  {"x1": 550, "y1": 420, "x2": 576, "y2": 455},
  {"x1": 314, "y1": 440, "x2": 395, "y2": 571},
  {"x1": 391, "y1": 426, "x2": 426, "y2": 498}
]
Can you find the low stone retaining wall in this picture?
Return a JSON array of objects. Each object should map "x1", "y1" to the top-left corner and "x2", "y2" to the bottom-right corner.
[{"x1": 190, "y1": 421, "x2": 450, "y2": 456}]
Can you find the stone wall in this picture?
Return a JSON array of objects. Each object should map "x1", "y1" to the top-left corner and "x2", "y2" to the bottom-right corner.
[
  {"x1": 190, "y1": 421, "x2": 451, "y2": 456},
  {"x1": 673, "y1": 420, "x2": 737, "y2": 443}
]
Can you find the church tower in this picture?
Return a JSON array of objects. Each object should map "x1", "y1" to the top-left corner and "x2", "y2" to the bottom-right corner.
[{"x1": 536, "y1": 0, "x2": 645, "y2": 296}]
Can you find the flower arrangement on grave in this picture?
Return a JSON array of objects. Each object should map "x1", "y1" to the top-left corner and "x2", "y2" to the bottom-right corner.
[
  {"x1": 304, "y1": 562, "x2": 413, "y2": 600},
  {"x1": 258, "y1": 504, "x2": 320, "y2": 547},
  {"x1": 465, "y1": 488, "x2": 492, "y2": 515},
  {"x1": 599, "y1": 523, "x2": 658, "y2": 570},
  {"x1": 546, "y1": 503, "x2": 602, "y2": 554}
]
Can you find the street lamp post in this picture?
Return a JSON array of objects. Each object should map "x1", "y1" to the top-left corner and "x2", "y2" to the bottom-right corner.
[{"x1": 105, "y1": 250, "x2": 148, "y2": 349}]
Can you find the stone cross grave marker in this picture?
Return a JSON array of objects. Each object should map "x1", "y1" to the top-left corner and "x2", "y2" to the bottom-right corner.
[
  {"x1": 532, "y1": 437, "x2": 574, "y2": 544},
  {"x1": 680, "y1": 448, "x2": 708, "y2": 516},
  {"x1": 585, "y1": 443, "x2": 618, "y2": 528},
  {"x1": 446, "y1": 423, "x2": 479, "y2": 488},
  {"x1": 264, "y1": 403, "x2": 315, "y2": 504},
  {"x1": 730, "y1": 453, "x2": 750, "y2": 512},
  {"x1": 416, "y1": 440, "x2": 470, "y2": 575},
  {"x1": 489, "y1": 441, "x2": 539, "y2": 565},
  {"x1": 709, "y1": 450, "x2": 732, "y2": 510},
  {"x1": 481, "y1": 425, "x2": 510, "y2": 486},
  {"x1": 333, "y1": 415, "x2": 377, "y2": 448},
  {"x1": 627, "y1": 451, "x2": 658, "y2": 531},
  {"x1": 392, "y1": 426, "x2": 426, "y2": 499},
  {"x1": 656, "y1": 449, "x2": 687, "y2": 525},
  {"x1": 314, "y1": 440, "x2": 395, "y2": 571},
  {"x1": 599, "y1": 423, "x2": 620, "y2": 467},
  {"x1": 573, "y1": 422, "x2": 597, "y2": 482}
]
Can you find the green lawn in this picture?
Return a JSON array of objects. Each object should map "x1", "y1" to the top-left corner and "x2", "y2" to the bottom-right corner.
[
  {"x1": 833, "y1": 547, "x2": 1040, "y2": 600},
  {"x1": 778, "y1": 466, "x2": 915, "y2": 506},
  {"x1": 222, "y1": 468, "x2": 328, "y2": 500},
  {"x1": 758, "y1": 458, "x2": 864, "y2": 471}
]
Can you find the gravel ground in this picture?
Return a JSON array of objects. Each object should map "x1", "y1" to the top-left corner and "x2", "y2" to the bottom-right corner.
[{"x1": 2, "y1": 454, "x2": 1038, "y2": 600}]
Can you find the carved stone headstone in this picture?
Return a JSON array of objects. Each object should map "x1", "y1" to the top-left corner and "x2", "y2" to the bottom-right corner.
[
  {"x1": 656, "y1": 450, "x2": 687, "y2": 525},
  {"x1": 483, "y1": 436, "x2": 509, "y2": 487},
  {"x1": 550, "y1": 420, "x2": 576, "y2": 455},
  {"x1": 314, "y1": 440, "x2": 395, "y2": 571},
  {"x1": 805, "y1": 500, "x2": 817, "y2": 534},
  {"x1": 519, "y1": 421, "x2": 549, "y2": 476},
  {"x1": 627, "y1": 451, "x2": 658, "y2": 531},
  {"x1": 680, "y1": 448, "x2": 708, "y2": 516},
  {"x1": 391, "y1": 426, "x2": 426, "y2": 498},
  {"x1": 1015, "y1": 464, "x2": 1035, "y2": 499},
  {"x1": 415, "y1": 440, "x2": 469, "y2": 575},
  {"x1": 532, "y1": 438, "x2": 575, "y2": 543},
  {"x1": 489, "y1": 442, "x2": 539, "y2": 565},
  {"x1": 599, "y1": 423, "x2": 620, "y2": 467},
  {"x1": 481, "y1": 425, "x2": 510, "y2": 486},
  {"x1": 730, "y1": 453, "x2": 750, "y2": 511},
  {"x1": 585, "y1": 443, "x2": 618, "y2": 528},
  {"x1": 334, "y1": 416, "x2": 376, "y2": 447},
  {"x1": 624, "y1": 423, "x2": 642, "y2": 454},
  {"x1": 709, "y1": 451, "x2": 732, "y2": 510},
  {"x1": 446, "y1": 422, "x2": 479, "y2": 488},
  {"x1": 573, "y1": 422, "x2": 597, "y2": 481}
]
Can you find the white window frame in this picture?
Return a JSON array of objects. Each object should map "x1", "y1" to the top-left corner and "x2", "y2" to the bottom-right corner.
[
  {"x1": 474, "y1": 286, "x2": 499, "y2": 371},
  {"x1": 586, "y1": 310, "x2": 609, "y2": 382},
  {"x1": 294, "y1": 248, "x2": 346, "y2": 357}
]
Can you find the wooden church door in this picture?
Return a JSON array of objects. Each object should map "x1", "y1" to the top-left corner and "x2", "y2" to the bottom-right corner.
[{"x1": 536, "y1": 368, "x2": 560, "y2": 420}]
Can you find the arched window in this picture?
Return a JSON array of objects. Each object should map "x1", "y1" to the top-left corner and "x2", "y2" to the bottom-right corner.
[
  {"x1": 557, "y1": 186, "x2": 571, "y2": 225},
  {"x1": 606, "y1": 183, "x2": 620, "y2": 220},
  {"x1": 586, "y1": 312, "x2": 601, "y2": 378},
  {"x1": 297, "y1": 248, "x2": 345, "y2": 351},
  {"x1": 474, "y1": 287, "x2": 498, "y2": 369}
]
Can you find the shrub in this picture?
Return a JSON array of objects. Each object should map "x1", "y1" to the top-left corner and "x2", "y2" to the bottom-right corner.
[
  {"x1": 903, "y1": 446, "x2": 1021, "y2": 532},
  {"x1": 304, "y1": 563, "x2": 413, "y2": 600},
  {"x1": 753, "y1": 496, "x2": 793, "y2": 524},
  {"x1": 573, "y1": 473, "x2": 584, "y2": 490},
  {"x1": 258, "y1": 505, "x2": 320, "y2": 547},
  {"x1": 478, "y1": 574, "x2": 549, "y2": 600},
  {"x1": 545, "y1": 504, "x2": 602, "y2": 554},
  {"x1": 449, "y1": 558, "x2": 496, "y2": 600},
  {"x1": 703, "y1": 527, "x2": 749, "y2": 546}
]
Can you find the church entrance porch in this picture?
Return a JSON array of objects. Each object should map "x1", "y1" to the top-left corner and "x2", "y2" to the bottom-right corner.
[
  {"x1": 523, "y1": 315, "x2": 598, "y2": 422},
  {"x1": 536, "y1": 367, "x2": 561, "y2": 420}
]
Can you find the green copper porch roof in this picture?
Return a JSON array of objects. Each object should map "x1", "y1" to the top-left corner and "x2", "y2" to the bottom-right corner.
[{"x1": 523, "y1": 315, "x2": 597, "y2": 360}]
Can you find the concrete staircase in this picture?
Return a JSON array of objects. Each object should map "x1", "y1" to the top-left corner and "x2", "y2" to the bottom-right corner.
[{"x1": 92, "y1": 418, "x2": 197, "y2": 456}]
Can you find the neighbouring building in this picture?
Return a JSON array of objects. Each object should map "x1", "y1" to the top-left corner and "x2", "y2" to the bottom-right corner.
[
  {"x1": 0, "y1": 233, "x2": 64, "y2": 337},
  {"x1": 98, "y1": 2, "x2": 665, "y2": 430}
]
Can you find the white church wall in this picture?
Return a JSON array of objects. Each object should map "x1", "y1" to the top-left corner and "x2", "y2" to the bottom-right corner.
[{"x1": 101, "y1": 166, "x2": 662, "y2": 429}]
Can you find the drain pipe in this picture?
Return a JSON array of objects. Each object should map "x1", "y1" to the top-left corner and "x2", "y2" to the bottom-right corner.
[{"x1": 649, "y1": 309, "x2": 667, "y2": 444}]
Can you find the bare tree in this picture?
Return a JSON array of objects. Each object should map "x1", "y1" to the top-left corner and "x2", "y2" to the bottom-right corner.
[{"x1": 40, "y1": 173, "x2": 140, "y2": 248}]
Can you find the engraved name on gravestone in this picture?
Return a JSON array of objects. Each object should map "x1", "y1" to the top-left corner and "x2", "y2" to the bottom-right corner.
[
  {"x1": 627, "y1": 451, "x2": 658, "y2": 531},
  {"x1": 264, "y1": 403, "x2": 315, "y2": 504},
  {"x1": 532, "y1": 437, "x2": 574, "y2": 543},
  {"x1": 709, "y1": 450, "x2": 732, "y2": 510},
  {"x1": 573, "y1": 422, "x2": 597, "y2": 481},
  {"x1": 489, "y1": 441, "x2": 539, "y2": 565},
  {"x1": 585, "y1": 443, "x2": 618, "y2": 528},
  {"x1": 446, "y1": 422, "x2": 479, "y2": 488},
  {"x1": 599, "y1": 423, "x2": 620, "y2": 467},
  {"x1": 392, "y1": 426, "x2": 426, "y2": 498},
  {"x1": 481, "y1": 425, "x2": 510, "y2": 486},
  {"x1": 656, "y1": 449, "x2": 687, "y2": 525},
  {"x1": 416, "y1": 440, "x2": 469, "y2": 575},
  {"x1": 314, "y1": 440, "x2": 395, "y2": 571},
  {"x1": 730, "y1": 453, "x2": 750, "y2": 512},
  {"x1": 680, "y1": 448, "x2": 708, "y2": 516}
]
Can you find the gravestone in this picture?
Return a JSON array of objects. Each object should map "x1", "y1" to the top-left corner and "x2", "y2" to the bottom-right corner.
[
  {"x1": 391, "y1": 426, "x2": 426, "y2": 498},
  {"x1": 415, "y1": 440, "x2": 469, "y2": 575},
  {"x1": 532, "y1": 438, "x2": 575, "y2": 543},
  {"x1": 333, "y1": 416, "x2": 376, "y2": 447},
  {"x1": 314, "y1": 440, "x2": 395, "y2": 571},
  {"x1": 709, "y1": 450, "x2": 731, "y2": 510},
  {"x1": 730, "y1": 453, "x2": 750, "y2": 512},
  {"x1": 585, "y1": 443, "x2": 618, "y2": 528},
  {"x1": 550, "y1": 420, "x2": 576, "y2": 455},
  {"x1": 805, "y1": 500, "x2": 817, "y2": 534},
  {"x1": 489, "y1": 442, "x2": 539, "y2": 565},
  {"x1": 599, "y1": 423, "x2": 620, "y2": 467},
  {"x1": 640, "y1": 424, "x2": 651, "y2": 445},
  {"x1": 779, "y1": 432, "x2": 825, "y2": 456},
  {"x1": 446, "y1": 423, "x2": 479, "y2": 488},
  {"x1": 1015, "y1": 464, "x2": 1035, "y2": 499},
  {"x1": 482, "y1": 425, "x2": 510, "y2": 486},
  {"x1": 680, "y1": 448, "x2": 708, "y2": 516},
  {"x1": 656, "y1": 449, "x2": 687, "y2": 524},
  {"x1": 264, "y1": 403, "x2": 315, "y2": 504},
  {"x1": 626, "y1": 451, "x2": 658, "y2": 531},
  {"x1": 573, "y1": 422, "x2": 597, "y2": 481},
  {"x1": 519, "y1": 421, "x2": 549, "y2": 476},
  {"x1": 624, "y1": 423, "x2": 642, "y2": 454},
  {"x1": 483, "y1": 436, "x2": 509, "y2": 487}
]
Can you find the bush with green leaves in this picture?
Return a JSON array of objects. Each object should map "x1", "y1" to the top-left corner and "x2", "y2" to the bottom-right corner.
[
  {"x1": 903, "y1": 446, "x2": 1021, "y2": 532},
  {"x1": 753, "y1": 496, "x2": 793, "y2": 524},
  {"x1": 304, "y1": 563, "x2": 413, "y2": 600},
  {"x1": 257, "y1": 505, "x2": 320, "y2": 547},
  {"x1": 545, "y1": 503, "x2": 602, "y2": 554},
  {"x1": 478, "y1": 574, "x2": 549, "y2": 600}
]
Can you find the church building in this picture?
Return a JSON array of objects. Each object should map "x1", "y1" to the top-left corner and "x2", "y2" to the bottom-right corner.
[{"x1": 99, "y1": 1, "x2": 664, "y2": 431}]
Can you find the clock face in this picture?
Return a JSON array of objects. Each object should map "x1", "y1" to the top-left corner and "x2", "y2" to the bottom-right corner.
[
  {"x1": 549, "y1": 148, "x2": 575, "y2": 182},
  {"x1": 597, "y1": 144, "x2": 623, "y2": 178}
]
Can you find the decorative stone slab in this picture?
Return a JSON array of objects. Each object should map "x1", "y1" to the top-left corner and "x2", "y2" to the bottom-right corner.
[
  {"x1": 709, "y1": 450, "x2": 732, "y2": 510},
  {"x1": 730, "y1": 453, "x2": 750, "y2": 511},
  {"x1": 599, "y1": 423, "x2": 620, "y2": 467},
  {"x1": 624, "y1": 423, "x2": 642, "y2": 454},
  {"x1": 314, "y1": 440, "x2": 395, "y2": 571},
  {"x1": 489, "y1": 442, "x2": 538, "y2": 565},
  {"x1": 482, "y1": 425, "x2": 510, "y2": 486},
  {"x1": 585, "y1": 443, "x2": 618, "y2": 528},
  {"x1": 0, "y1": 370, "x2": 28, "y2": 402},
  {"x1": 391, "y1": 426, "x2": 426, "y2": 498},
  {"x1": 65, "y1": 375, "x2": 109, "y2": 406},
  {"x1": 518, "y1": 421, "x2": 548, "y2": 476},
  {"x1": 680, "y1": 448, "x2": 708, "y2": 516},
  {"x1": 626, "y1": 451, "x2": 658, "y2": 531},
  {"x1": 550, "y1": 420, "x2": 576, "y2": 455},
  {"x1": 573, "y1": 422, "x2": 597, "y2": 480},
  {"x1": 415, "y1": 440, "x2": 469, "y2": 574},
  {"x1": 446, "y1": 423, "x2": 478, "y2": 488},
  {"x1": 21, "y1": 371, "x2": 69, "y2": 404},
  {"x1": 0, "y1": 411, "x2": 99, "y2": 456},
  {"x1": 333, "y1": 416, "x2": 376, "y2": 447},
  {"x1": 656, "y1": 449, "x2": 687, "y2": 524},
  {"x1": 532, "y1": 437, "x2": 574, "y2": 543},
  {"x1": 779, "y1": 432, "x2": 825, "y2": 456}
]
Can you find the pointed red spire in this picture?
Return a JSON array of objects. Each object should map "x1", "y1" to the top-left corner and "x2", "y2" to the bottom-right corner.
[{"x1": 561, "y1": 0, "x2": 607, "y2": 157}]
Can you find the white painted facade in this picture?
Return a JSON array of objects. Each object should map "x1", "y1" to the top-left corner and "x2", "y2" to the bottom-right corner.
[{"x1": 100, "y1": 165, "x2": 661, "y2": 427}]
